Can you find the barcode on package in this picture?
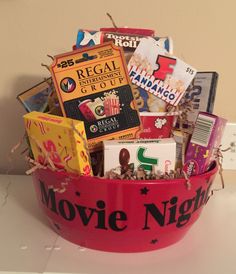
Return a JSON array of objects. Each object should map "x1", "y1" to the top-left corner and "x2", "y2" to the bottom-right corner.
[{"x1": 191, "y1": 114, "x2": 216, "y2": 147}]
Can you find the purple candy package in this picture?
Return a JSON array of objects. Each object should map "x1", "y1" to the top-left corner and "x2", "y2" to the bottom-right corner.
[{"x1": 183, "y1": 112, "x2": 227, "y2": 176}]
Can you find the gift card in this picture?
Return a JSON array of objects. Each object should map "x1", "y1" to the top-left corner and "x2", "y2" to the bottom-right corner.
[
  {"x1": 50, "y1": 42, "x2": 141, "y2": 151},
  {"x1": 128, "y1": 37, "x2": 197, "y2": 106}
]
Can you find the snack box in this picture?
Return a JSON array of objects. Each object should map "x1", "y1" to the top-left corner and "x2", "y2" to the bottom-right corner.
[
  {"x1": 104, "y1": 138, "x2": 176, "y2": 174},
  {"x1": 184, "y1": 72, "x2": 218, "y2": 126},
  {"x1": 50, "y1": 42, "x2": 141, "y2": 152},
  {"x1": 139, "y1": 112, "x2": 178, "y2": 139},
  {"x1": 96, "y1": 27, "x2": 157, "y2": 64},
  {"x1": 183, "y1": 112, "x2": 227, "y2": 176},
  {"x1": 128, "y1": 37, "x2": 197, "y2": 106},
  {"x1": 24, "y1": 111, "x2": 92, "y2": 175}
]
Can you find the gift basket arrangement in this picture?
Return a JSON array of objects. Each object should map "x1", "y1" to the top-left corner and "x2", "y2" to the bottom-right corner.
[{"x1": 15, "y1": 18, "x2": 227, "y2": 252}]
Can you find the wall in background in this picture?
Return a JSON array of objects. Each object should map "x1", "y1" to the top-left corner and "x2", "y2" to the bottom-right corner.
[{"x1": 0, "y1": 0, "x2": 235, "y2": 174}]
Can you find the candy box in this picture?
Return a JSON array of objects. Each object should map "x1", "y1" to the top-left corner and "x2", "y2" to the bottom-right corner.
[
  {"x1": 24, "y1": 111, "x2": 92, "y2": 175},
  {"x1": 183, "y1": 112, "x2": 227, "y2": 176},
  {"x1": 50, "y1": 42, "x2": 141, "y2": 152},
  {"x1": 139, "y1": 112, "x2": 178, "y2": 139},
  {"x1": 102, "y1": 28, "x2": 173, "y2": 54},
  {"x1": 103, "y1": 138, "x2": 176, "y2": 174},
  {"x1": 75, "y1": 30, "x2": 173, "y2": 62}
]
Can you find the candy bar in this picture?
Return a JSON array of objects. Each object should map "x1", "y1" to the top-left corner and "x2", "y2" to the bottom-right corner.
[
  {"x1": 183, "y1": 112, "x2": 227, "y2": 176},
  {"x1": 104, "y1": 138, "x2": 176, "y2": 175},
  {"x1": 24, "y1": 111, "x2": 92, "y2": 175},
  {"x1": 50, "y1": 42, "x2": 141, "y2": 152},
  {"x1": 75, "y1": 30, "x2": 173, "y2": 54},
  {"x1": 128, "y1": 37, "x2": 197, "y2": 106}
]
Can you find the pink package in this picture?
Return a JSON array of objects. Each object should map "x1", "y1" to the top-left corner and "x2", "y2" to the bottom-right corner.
[{"x1": 183, "y1": 112, "x2": 227, "y2": 176}]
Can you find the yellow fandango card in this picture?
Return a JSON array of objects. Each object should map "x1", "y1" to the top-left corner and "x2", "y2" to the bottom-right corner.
[
  {"x1": 24, "y1": 111, "x2": 92, "y2": 175},
  {"x1": 50, "y1": 42, "x2": 141, "y2": 151}
]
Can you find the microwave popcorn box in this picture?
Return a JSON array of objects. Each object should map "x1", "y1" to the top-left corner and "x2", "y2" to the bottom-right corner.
[
  {"x1": 104, "y1": 138, "x2": 176, "y2": 174},
  {"x1": 50, "y1": 42, "x2": 141, "y2": 152},
  {"x1": 183, "y1": 112, "x2": 227, "y2": 176},
  {"x1": 24, "y1": 111, "x2": 92, "y2": 176},
  {"x1": 128, "y1": 37, "x2": 197, "y2": 106}
]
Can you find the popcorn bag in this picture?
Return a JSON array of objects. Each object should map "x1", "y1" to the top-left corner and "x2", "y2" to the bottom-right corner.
[{"x1": 17, "y1": 21, "x2": 226, "y2": 252}]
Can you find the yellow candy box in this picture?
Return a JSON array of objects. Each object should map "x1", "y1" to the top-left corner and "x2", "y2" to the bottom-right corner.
[{"x1": 24, "y1": 111, "x2": 92, "y2": 175}]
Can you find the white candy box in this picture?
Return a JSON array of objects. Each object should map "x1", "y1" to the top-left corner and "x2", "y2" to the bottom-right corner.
[{"x1": 104, "y1": 138, "x2": 176, "y2": 174}]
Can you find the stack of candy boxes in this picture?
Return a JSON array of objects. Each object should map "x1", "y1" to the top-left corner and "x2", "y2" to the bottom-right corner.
[{"x1": 19, "y1": 27, "x2": 227, "y2": 252}]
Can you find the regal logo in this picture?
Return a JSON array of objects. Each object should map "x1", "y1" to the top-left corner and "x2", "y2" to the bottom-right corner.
[{"x1": 60, "y1": 77, "x2": 76, "y2": 93}]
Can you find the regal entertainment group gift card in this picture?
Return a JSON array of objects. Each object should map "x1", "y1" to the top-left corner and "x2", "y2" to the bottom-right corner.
[{"x1": 50, "y1": 42, "x2": 141, "y2": 151}]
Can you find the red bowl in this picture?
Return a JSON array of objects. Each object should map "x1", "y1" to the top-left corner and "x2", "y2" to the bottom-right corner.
[{"x1": 32, "y1": 162, "x2": 218, "y2": 253}]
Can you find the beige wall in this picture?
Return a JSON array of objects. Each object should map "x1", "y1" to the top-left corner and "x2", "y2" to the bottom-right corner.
[{"x1": 0, "y1": 0, "x2": 235, "y2": 174}]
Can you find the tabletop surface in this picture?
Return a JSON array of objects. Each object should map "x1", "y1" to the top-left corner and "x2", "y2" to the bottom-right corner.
[{"x1": 0, "y1": 171, "x2": 235, "y2": 274}]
